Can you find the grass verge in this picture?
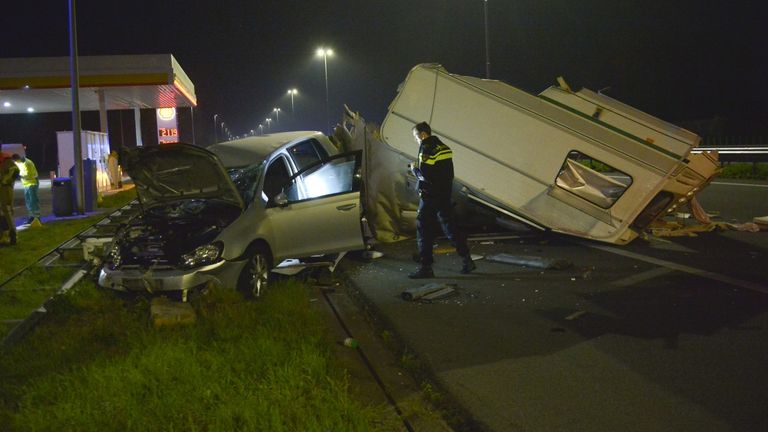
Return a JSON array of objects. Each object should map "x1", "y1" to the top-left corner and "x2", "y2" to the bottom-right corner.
[
  {"x1": 0, "y1": 188, "x2": 136, "y2": 283},
  {"x1": 718, "y1": 162, "x2": 768, "y2": 180},
  {"x1": 0, "y1": 187, "x2": 137, "y2": 340},
  {"x1": 0, "y1": 280, "x2": 385, "y2": 431}
]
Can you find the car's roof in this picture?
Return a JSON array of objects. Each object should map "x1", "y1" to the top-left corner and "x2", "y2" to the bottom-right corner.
[{"x1": 207, "y1": 131, "x2": 327, "y2": 168}]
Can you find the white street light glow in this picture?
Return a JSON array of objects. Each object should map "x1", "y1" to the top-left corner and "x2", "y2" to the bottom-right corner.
[{"x1": 316, "y1": 47, "x2": 334, "y2": 133}]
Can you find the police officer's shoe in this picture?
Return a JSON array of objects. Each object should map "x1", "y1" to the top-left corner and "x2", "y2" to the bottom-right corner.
[
  {"x1": 460, "y1": 258, "x2": 476, "y2": 274},
  {"x1": 408, "y1": 266, "x2": 434, "y2": 279}
]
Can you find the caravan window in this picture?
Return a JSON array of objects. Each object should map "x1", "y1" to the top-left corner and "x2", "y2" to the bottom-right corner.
[{"x1": 555, "y1": 151, "x2": 632, "y2": 209}]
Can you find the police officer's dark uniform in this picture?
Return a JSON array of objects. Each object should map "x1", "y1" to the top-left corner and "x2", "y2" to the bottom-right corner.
[{"x1": 409, "y1": 123, "x2": 475, "y2": 278}]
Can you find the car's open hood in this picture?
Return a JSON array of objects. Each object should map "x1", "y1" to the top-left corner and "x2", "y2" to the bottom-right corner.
[{"x1": 123, "y1": 143, "x2": 244, "y2": 209}]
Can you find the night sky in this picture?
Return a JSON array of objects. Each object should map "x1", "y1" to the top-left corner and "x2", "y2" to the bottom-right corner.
[{"x1": 2, "y1": 0, "x2": 767, "y2": 170}]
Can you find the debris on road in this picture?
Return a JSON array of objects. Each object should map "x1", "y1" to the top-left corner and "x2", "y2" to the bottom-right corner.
[
  {"x1": 565, "y1": 310, "x2": 587, "y2": 321},
  {"x1": 650, "y1": 219, "x2": 763, "y2": 237},
  {"x1": 752, "y1": 216, "x2": 768, "y2": 230},
  {"x1": 401, "y1": 283, "x2": 457, "y2": 301},
  {"x1": 342, "y1": 337, "x2": 359, "y2": 348},
  {"x1": 485, "y1": 253, "x2": 573, "y2": 270}
]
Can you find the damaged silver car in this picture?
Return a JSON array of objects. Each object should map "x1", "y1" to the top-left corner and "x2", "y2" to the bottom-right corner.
[{"x1": 99, "y1": 132, "x2": 367, "y2": 300}]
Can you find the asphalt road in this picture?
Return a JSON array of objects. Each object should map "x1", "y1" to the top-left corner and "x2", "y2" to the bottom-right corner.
[
  {"x1": 341, "y1": 179, "x2": 768, "y2": 432},
  {"x1": 342, "y1": 231, "x2": 768, "y2": 431}
]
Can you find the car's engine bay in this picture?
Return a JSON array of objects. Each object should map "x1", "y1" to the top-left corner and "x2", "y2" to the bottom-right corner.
[{"x1": 106, "y1": 199, "x2": 240, "y2": 269}]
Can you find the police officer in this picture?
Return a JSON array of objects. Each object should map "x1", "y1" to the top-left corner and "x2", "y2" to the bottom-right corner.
[{"x1": 408, "y1": 121, "x2": 475, "y2": 278}]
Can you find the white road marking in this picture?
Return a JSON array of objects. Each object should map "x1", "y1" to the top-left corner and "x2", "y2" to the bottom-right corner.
[
  {"x1": 612, "y1": 267, "x2": 675, "y2": 288},
  {"x1": 585, "y1": 243, "x2": 768, "y2": 295}
]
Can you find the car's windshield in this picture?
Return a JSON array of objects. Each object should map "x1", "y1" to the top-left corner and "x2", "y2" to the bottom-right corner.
[{"x1": 228, "y1": 162, "x2": 264, "y2": 203}]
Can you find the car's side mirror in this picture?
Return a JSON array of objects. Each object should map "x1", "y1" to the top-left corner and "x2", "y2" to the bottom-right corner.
[{"x1": 273, "y1": 191, "x2": 289, "y2": 207}]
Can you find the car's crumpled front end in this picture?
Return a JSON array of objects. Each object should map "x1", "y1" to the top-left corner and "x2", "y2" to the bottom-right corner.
[
  {"x1": 98, "y1": 199, "x2": 245, "y2": 297},
  {"x1": 98, "y1": 143, "x2": 249, "y2": 299}
]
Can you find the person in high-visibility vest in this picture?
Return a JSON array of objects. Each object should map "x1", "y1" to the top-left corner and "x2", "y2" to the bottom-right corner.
[
  {"x1": 408, "y1": 121, "x2": 475, "y2": 278},
  {"x1": 107, "y1": 150, "x2": 121, "y2": 189},
  {"x1": 12, "y1": 153, "x2": 41, "y2": 224}
]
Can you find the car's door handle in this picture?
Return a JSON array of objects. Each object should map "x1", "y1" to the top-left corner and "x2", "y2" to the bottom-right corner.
[{"x1": 336, "y1": 204, "x2": 357, "y2": 211}]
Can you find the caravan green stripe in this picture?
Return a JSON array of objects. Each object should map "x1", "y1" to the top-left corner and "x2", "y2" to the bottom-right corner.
[{"x1": 539, "y1": 95, "x2": 683, "y2": 160}]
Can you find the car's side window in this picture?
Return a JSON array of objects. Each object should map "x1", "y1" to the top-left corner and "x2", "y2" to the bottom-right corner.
[
  {"x1": 287, "y1": 139, "x2": 328, "y2": 171},
  {"x1": 262, "y1": 156, "x2": 291, "y2": 202}
]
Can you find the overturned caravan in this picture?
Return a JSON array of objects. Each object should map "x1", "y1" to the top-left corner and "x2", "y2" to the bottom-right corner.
[{"x1": 381, "y1": 64, "x2": 719, "y2": 245}]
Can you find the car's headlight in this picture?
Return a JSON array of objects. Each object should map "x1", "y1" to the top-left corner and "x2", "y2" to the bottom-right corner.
[
  {"x1": 106, "y1": 240, "x2": 122, "y2": 270},
  {"x1": 181, "y1": 242, "x2": 223, "y2": 268}
]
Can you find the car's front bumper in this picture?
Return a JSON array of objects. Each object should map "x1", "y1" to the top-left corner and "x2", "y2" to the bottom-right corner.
[{"x1": 98, "y1": 258, "x2": 246, "y2": 296}]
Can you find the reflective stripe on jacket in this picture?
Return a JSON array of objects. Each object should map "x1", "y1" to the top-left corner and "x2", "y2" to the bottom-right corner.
[{"x1": 417, "y1": 135, "x2": 454, "y2": 199}]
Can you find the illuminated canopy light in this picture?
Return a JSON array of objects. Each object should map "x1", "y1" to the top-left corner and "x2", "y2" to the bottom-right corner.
[{"x1": 157, "y1": 107, "x2": 176, "y2": 121}]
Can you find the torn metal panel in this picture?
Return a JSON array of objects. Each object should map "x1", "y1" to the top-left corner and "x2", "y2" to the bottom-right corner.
[{"x1": 380, "y1": 64, "x2": 720, "y2": 245}]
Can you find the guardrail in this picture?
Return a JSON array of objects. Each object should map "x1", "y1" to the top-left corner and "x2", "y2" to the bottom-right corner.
[{"x1": 691, "y1": 147, "x2": 768, "y2": 163}]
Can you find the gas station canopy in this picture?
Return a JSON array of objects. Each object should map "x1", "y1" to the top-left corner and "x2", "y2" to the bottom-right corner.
[{"x1": 0, "y1": 54, "x2": 196, "y2": 113}]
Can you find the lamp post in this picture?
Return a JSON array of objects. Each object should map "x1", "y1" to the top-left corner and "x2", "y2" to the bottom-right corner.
[
  {"x1": 258, "y1": 124, "x2": 263, "y2": 135},
  {"x1": 213, "y1": 113, "x2": 219, "y2": 142},
  {"x1": 316, "y1": 47, "x2": 333, "y2": 134},
  {"x1": 273, "y1": 107, "x2": 281, "y2": 128},
  {"x1": 287, "y1": 88, "x2": 298, "y2": 115},
  {"x1": 484, "y1": 0, "x2": 491, "y2": 79},
  {"x1": 265, "y1": 118, "x2": 272, "y2": 132}
]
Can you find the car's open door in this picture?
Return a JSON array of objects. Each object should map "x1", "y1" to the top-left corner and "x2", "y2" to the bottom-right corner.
[{"x1": 265, "y1": 151, "x2": 365, "y2": 259}]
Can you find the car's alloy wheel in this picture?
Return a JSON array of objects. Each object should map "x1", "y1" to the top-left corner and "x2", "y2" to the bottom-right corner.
[{"x1": 238, "y1": 246, "x2": 271, "y2": 298}]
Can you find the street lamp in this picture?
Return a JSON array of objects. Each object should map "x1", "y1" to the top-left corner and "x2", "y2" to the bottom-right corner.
[
  {"x1": 258, "y1": 124, "x2": 263, "y2": 135},
  {"x1": 213, "y1": 113, "x2": 219, "y2": 142},
  {"x1": 265, "y1": 118, "x2": 272, "y2": 132},
  {"x1": 483, "y1": 0, "x2": 490, "y2": 79},
  {"x1": 273, "y1": 107, "x2": 281, "y2": 127},
  {"x1": 316, "y1": 47, "x2": 334, "y2": 134},
  {"x1": 287, "y1": 88, "x2": 298, "y2": 115}
]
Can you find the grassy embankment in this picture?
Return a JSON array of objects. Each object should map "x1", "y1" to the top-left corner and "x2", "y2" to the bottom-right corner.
[
  {"x1": 0, "y1": 281, "x2": 385, "y2": 430},
  {"x1": 1, "y1": 188, "x2": 390, "y2": 430},
  {"x1": 719, "y1": 162, "x2": 768, "y2": 180},
  {"x1": 0, "y1": 189, "x2": 139, "y2": 339}
]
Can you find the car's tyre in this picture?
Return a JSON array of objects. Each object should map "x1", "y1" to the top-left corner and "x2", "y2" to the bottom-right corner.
[{"x1": 237, "y1": 244, "x2": 272, "y2": 299}]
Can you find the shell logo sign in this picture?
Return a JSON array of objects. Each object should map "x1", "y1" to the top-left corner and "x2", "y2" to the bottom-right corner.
[{"x1": 156, "y1": 107, "x2": 179, "y2": 144}]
